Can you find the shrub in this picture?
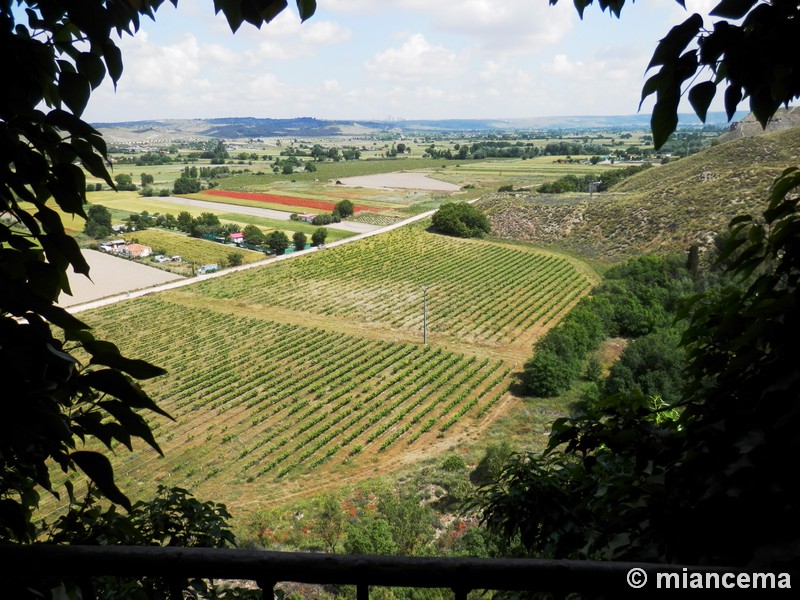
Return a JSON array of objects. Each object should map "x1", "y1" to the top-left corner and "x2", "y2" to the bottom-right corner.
[{"x1": 431, "y1": 203, "x2": 490, "y2": 238}]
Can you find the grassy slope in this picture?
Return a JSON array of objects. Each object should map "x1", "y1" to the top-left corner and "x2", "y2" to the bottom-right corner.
[{"x1": 478, "y1": 126, "x2": 800, "y2": 262}]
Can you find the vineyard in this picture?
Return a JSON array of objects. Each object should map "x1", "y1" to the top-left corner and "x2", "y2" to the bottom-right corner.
[
  {"x1": 190, "y1": 225, "x2": 593, "y2": 345},
  {"x1": 53, "y1": 224, "x2": 595, "y2": 512}
]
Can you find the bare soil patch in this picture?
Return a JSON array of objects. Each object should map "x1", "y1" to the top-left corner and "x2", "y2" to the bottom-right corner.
[
  {"x1": 337, "y1": 173, "x2": 461, "y2": 192},
  {"x1": 59, "y1": 249, "x2": 183, "y2": 308}
]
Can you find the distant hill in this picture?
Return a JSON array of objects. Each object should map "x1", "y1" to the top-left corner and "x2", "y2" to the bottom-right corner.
[
  {"x1": 93, "y1": 112, "x2": 745, "y2": 142},
  {"x1": 717, "y1": 106, "x2": 800, "y2": 142},
  {"x1": 478, "y1": 126, "x2": 800, "y2": 263}
]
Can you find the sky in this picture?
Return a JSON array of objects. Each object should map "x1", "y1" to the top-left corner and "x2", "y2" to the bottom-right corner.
[{"x1": 82, "y1": 0, "x2": 722, "y2": 123}]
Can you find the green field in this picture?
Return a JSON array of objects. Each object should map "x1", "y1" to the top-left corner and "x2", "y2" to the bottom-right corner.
[
  {"x1": 121, "y1": 229, "x2": 265, "y2": 271},
  {"x1": 42, "y1": 225, "x2": 595, "y2": 519}
]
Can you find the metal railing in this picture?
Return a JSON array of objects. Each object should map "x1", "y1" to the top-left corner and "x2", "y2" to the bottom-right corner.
[{"x1": 0, "y1": 545, "x2": 735, "y2": 599}]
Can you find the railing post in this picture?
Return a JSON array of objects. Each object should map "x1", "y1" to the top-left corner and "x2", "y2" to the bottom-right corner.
[
  {"x1": 258, "y1": 578, "x2": 276, "y2": 600},
  {"x1": 357, "y1": 583, "x2": 369, "y2": 600},
  {"x1": 453, "y1": 586, "x2": 469, "y2": 600},
  {"x1": 167, "y1": 578, "x2": 183, "y2": 600}
]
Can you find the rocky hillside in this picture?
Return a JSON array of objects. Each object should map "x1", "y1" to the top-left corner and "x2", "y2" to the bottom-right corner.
[{"x1": 478, "y1": 126, "x2": 800, "y2": 263}]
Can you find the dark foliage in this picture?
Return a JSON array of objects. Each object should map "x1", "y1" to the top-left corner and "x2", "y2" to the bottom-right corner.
[
  {"x1": 431, "y1": 203, "x2": 490, "y2": 238},
  {"x1": 478, "y1": 169, "x2": 800, "y2": 568},
  {"x1": 0, "y1": 0, "x2": 316, "y2": 553}
]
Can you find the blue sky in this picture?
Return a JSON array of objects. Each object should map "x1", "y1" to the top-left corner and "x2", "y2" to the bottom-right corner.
[{"x1": 85, "y1": 0, "x2": 721, "y2": 123}]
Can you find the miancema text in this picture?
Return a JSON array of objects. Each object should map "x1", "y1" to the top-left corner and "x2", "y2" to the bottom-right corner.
[{"x1": 658, "y1": 569, "x2": 791, "y2": 590}]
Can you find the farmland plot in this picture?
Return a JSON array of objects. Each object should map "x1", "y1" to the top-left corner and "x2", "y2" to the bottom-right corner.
[
  {"x1": 46, "y1": 224, "x2": 595, "y2": 513},
  {"x1": 191, "y1": 225, "x2": 593, "y2": 346}
]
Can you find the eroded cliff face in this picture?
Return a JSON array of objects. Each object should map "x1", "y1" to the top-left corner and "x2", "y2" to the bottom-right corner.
[{"x1": 719, "y1": 106, "x2": 800, "y2": 142}]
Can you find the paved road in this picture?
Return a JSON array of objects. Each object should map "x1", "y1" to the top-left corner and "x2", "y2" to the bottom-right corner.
[{"x1": 158, "y1": 196, "x2": 380, "y2": 234}]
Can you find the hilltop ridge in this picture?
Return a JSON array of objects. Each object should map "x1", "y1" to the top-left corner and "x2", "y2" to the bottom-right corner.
[
  {"x1": 94, "y1": 112, "x2": 744, "y2": 143},
  {"x1": 479, "y1": 125, "x2": 800, "y2": 262}
]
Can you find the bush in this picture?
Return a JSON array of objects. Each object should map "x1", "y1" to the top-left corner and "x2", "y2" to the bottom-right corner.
[
  {"x1": 334, "y1": 199, "x2": 354, "y2": 218},
  {"x1": 431, "y1": 203, "x2": 490, "y2": 238}
]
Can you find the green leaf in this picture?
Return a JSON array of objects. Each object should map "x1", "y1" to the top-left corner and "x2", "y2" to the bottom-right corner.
[
  {"x1": 84, "y1": 339, "x2": 168, "y2": 379},
  {"x1": 724, "y1": 84, "x2": 742, "y2": 121},
  {"x1": 71, "y1": 451, "x2": 131, "y2": 511},
  {"x1": 710, "y1": 0, "x2": 757, "y2": 19},
  {"x1": 76, "y1": 51, "x2": 107, "y2": 89},
  {"x1": 81, "y1": 369, "x2": 172, "y2": 419},
  {"x1": 750, "y1": 88, "x2": 780, "y2": 129},
  {"x1": 0, "y1": 499, "x2": 31, "y2": 541},
  {"x1": 98, "y1": 399, "x2": 164, "y2": 455},
  {"x1": 255, "y1": 0, "x2": 289, "y2": 25},
  {"x1": 688, "y1": 81, "x2": 717, "y2": 122},
  {"x1": 102, "y1": 40, "x2": 123, "y2": 86},
  {"x1": 295, "y1": 0, "x2": 316, "y2": 21},
  {"x1": 639, "y1": 73, "x2": 660, "y2": 109},
  {"x1": 58, "y1": 71, "x2": 91, "y2": 116},
  {"x1": 651, "y1": 93, "x2": 680, "y2": 150},
  {"x1": 215, "y1": 0, "x2": 245, "y2": 32},
  {"x1": 647, "y1": 14, "x2": 703, "y2": 70}
]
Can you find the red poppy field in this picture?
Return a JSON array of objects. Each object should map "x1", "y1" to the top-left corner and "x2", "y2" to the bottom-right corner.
[{"x1": 205, "y1": 189, "x2": 376, "y2": 213}]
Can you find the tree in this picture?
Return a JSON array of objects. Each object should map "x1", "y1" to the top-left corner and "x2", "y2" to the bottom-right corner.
[
  {"x1": 190, "y1": 212, "x2": 221, "y2": 237},
  {"x1": 334, "y1": 199, "x2": 354, "y2": 218},
  {"x1": 40, "y1": 485, "x2": 235, "y2": 597},
  {"x1": 479, "y1": 169, "x2": 800, "y2": 569},
  {"x1": 173, "y1": 176, "x2": 201, "y2": 194},
  {"x1": 227, "y1": 251, "x2": 244, "y2": 267},
  {"x1": 266, "y1": 230, "x2": 290, "y2": 255},
  {"x1": 114, "y1": 173, "x2": 137, "y2": 191},
  {"x1": 140, "y1": 173, "x2": 154, "y2": 186},
  {"x1": 604, "y1": 328, "x2": 686, "y2": 403},
  {"x1": 379, "y1": 492, "x2": 436, "y2": 555},
  {"x1": 0, "y1": 0, "x2": 316, "y2": 562},
  {"x1": 311, "y1": 227, "x2": 328, "y2": 246},
  {"x1": 176, "y1": 211, "x2": 194, "y2": 233},
  {"x1": 243, "y1": 224, "x2": 266, "y2": 246},
  {"x1": 344, "y1": 517, "x2": 398, "y2": 555},
  {"x1": 431, "y1": 203, "x2": 490, "y2": 238},
  {"x1": 313, "y1": 494, "x2": 345, "y2": 553},
  {"x1": 471, "y1": 441, "x2": 514, "y2": 486},
  {"x1": 553, "y1": 0, "x2": 800, "y2": 148},
  {"x1": 475, "y1": 0, "x2": 800, "y2": 572},
  {"x1": 83, "y1": 204, "x2": 113, "y2": 239},
  {"x1": 293, "y1": 231, "x2": 307, "y2": 252}
]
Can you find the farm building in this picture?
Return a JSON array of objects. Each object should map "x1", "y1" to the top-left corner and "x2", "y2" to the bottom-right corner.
[
  {"x1": 119, "y1": 243, "x2": 152, "y2": 258},
  {"x1": 297, "y1": 213, "x2": 316, "y2": 223},
  {"x1": 230, "y1": 232, "x2": 244, "y2": 244},
  {"x1": 99, "y1": 239, "x2": 126, "y2": 252}
]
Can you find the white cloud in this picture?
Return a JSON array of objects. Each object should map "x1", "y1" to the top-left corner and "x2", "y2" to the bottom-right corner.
[
  {"x1": 300, "y1": 21, "x2": 352, "y2": 45},
  {"x1": 364, "y1": 34, "x2": 463, "y2": 81},
  {"x1": 393, "y1": 0, "x2": 576, "y2": 54}
]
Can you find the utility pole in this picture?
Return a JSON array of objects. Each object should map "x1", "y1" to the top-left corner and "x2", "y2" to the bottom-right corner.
[
  {"x1": 420, "y1": 285, "x2": 429, "y2": 346},
  {"x1": 588, "y1": 181, "x2": 601, "y2": 201}
]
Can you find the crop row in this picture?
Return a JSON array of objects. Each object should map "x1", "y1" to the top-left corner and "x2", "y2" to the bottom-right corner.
[
  {"x1": 191, "y1": 226, "x2": 591, "y2": 343},
  {"x1": 77, "y1": 297, "x2": 514, "y2": 493}
]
